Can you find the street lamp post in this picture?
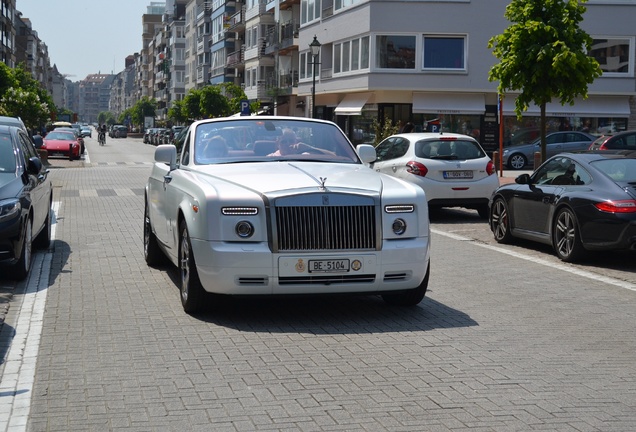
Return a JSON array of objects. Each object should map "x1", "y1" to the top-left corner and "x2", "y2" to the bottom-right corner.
[{"x1": 309, "y1": 36, "x2": 321, "y2": 119}]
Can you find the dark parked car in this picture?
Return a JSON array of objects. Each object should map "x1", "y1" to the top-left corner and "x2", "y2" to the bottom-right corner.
[
  {"x1": 489, "y1": 151, "x2": 636, "y2": 262},
  {"x1": 588, "y1": 130, "x2": 636, "y2": 151},
  {"x1": 502, "y1": 131, "x2": 596, "y2": 170},
  {"x1": 0, "y1": 125, "x2": 53, "y2": 280},
  {"x1": 110, "y1": 125, "x2": 128, "y2": 138}
]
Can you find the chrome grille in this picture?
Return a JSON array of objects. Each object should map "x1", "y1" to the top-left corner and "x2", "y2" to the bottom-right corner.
[{"x1": 275, "y1": 205, "x2": 377, "y2": 251}]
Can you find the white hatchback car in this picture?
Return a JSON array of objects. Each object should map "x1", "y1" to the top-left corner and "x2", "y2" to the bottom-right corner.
[{"x1": 371, "y1": 133, "x2": 498, "y2": 218}]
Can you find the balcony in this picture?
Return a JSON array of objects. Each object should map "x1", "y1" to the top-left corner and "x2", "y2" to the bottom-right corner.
[
  {"x1": 226, "y1": 48, "x2": 244, "y2": 67},
  {"x1": 279, "y1": 0, "x2": 300, "y2": 10},
  {"x1": 226, "y1": 6, "x2": 246, "y2": 32}
]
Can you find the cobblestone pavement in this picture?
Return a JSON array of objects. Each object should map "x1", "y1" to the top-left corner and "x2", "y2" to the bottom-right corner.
[{"x1": 1, "y1": 156, "x2": 635, "y2": 431}]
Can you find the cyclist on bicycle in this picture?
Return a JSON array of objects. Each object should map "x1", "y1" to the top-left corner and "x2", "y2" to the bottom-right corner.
[{"x1": 98, "y1": 124, "x2": 106, "y2": 145}]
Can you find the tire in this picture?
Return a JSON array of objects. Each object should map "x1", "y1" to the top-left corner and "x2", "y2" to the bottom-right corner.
[
  {"x1": 382, "y1": 263, "x2": 430, "y2": 306},
  {"x1": 143, "y1": 199, "x2": 165, "y2": 266},
  {"x1": 179, "y1": 222, "x2": 206, "y2": 313},
  {"x1": 490, "y1": 197, "x2": 513, "y2": 243},
  {"x1": 33, "y1": 204, "x2": 51, "y2": 249},
  {"x1": 13, "y1": 217, "x2": 33, "y2": 281},
  {"x1": 553, "y1": 207, "x2": 585, "y2": 262},
  {"x1": 507, "y1": 153, "x2": 527, "y2": 170}
]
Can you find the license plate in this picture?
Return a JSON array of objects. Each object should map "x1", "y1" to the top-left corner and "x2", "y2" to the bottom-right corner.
[
  {"x1": 308, "y1": 259, "x2": 350, "y2": 273},
  {"x1": 443, "y1": 170, "x2": 473, "y2": 179}
]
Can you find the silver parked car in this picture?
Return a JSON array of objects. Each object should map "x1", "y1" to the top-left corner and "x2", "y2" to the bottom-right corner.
[
  {"x1": 502, "y1": 131, "x2": 596, "y2": 170},
  {"x1": 144, "y1": 116, "x2": 431, "y2": 314}
]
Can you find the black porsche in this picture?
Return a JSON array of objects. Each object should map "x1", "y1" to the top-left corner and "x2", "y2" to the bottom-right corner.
[{"x1": 489, "y1": 150, "x2": 636, "y2": 262}]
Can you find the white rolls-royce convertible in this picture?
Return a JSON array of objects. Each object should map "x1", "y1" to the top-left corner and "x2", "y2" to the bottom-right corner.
[{"x1": 144, "y1": 116, "x2": 430, "y2": 313}]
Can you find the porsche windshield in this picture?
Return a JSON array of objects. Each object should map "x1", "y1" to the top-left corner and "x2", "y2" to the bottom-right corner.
[{"x1": 193, "y1": 119, "x2": 361, "y2": 165}]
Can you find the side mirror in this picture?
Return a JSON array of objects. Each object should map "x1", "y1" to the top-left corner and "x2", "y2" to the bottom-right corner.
[
  {"x1": 356, "y1": 144, "x2": 376, "y2": 164},
  {"x1": 155, "y1": 144, "x2": 178, "y2": 170},
  {"x1": 27, "y1": 156, "x2": 43, "y2": 175},
  {"x1": 32, "y1": 135, "x2": 43, "y2": 149},
  {"x1": 515, "y1": 173, "x2": 532, "y2": 185}
]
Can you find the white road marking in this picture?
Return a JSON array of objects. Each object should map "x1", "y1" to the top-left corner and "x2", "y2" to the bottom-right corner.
[
  {"x1": 0, "y1": 201, "x2": 59, "y2": 432},
  {"x1": 432, "y1": 228, "x2": 636, "y2": 292}
]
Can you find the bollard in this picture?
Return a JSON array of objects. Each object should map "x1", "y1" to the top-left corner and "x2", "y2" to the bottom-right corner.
[
  {"x1": 533, "y1": 152, "x2": 541, "y2": 169},
  {"x1": 69, "y1": 143, "x2": 73, "y2": 161},
  {"x1": 38, "y1": 149, "x2": 48, "y2": 165}
]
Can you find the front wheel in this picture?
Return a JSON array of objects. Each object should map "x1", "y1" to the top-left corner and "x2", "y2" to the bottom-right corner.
[
  {"x1": 13, "y1": 218, "x2": 33, "y2": 280},
  {"x1": 507, "y1": 153, "x2": 527, "y2": 170},
  {"x1": 491, "y1": 198, "x2": 513, "y2": 243},
  {"x1": 179, "y1": 222, "x2": 206, "y2": 313},
  {"x1": 144, "y1": 199, "x2": 165, "y2": 266},
  {"x1": 553, "y1": 207, "x2": 585, "y2": 262},
  {"x1": 382, "y1": 263, "x2": 429, "y2": 306}
]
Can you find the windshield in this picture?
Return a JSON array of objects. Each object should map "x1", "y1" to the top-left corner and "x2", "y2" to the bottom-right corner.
[
  {"x1": 46, "y1": 132, "x2": 76, "y2": 141},
  {"x1": 192, "y1": 119, "x2": 360, "y2": 165}
]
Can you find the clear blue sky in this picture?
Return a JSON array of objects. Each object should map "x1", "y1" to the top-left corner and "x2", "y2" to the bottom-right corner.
[{"x1": 16, "y1": 0, "x2": 155, "y2": 82}]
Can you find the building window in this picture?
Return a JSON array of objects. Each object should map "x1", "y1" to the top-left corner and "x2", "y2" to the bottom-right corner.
[
  {"x1": 212, "y1": 15, "x2": 224, "y2": 44},
  {"x1": 301, "y1": 0, "x2": 321, "y2": 25},
  {"x1": 589, "y1": 38, "x2": 633, "y2": 75},
  {"x1": 375, "y1": 35, "x2": 416, "y2": 69},
  {"x1": 334, "y1": 36, "x2": 370, "y2": 75},
  {"x1": 423, "y1": 36, "x2": 466, "y2": 70},
  {"x1": 335, "y1": 0, "x2": 362, "y2": 11}
]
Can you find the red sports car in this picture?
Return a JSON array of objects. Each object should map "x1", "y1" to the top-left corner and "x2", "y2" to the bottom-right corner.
[{"x1": 42, "y1": 131, "x2": 81, "y2": 159}]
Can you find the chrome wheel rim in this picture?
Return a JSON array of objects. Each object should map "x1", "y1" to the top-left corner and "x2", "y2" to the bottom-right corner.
[
  {"x1": 510, "y1": 155, "x2": 525, "y2": 170},
  {"x1": 555, "y1": 210, "x2": 575, "y2": 258},
  {"x1": 143, "y1": 207, "x2": 150, "y2": 257},
  {"x1": 492, "y1": 200, "x2": 508, "y2": 240}
]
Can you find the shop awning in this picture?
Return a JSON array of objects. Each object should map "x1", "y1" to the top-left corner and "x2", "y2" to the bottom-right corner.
[
  {"x1": 502, "y1": 95, "x2": 631, "y2": 117},
  {"x1": 334, "y1": 93, "x2": 371, "y2": 115},
  {"x1": 412, "y1": 93, "x2": 485, "y2": 115}
]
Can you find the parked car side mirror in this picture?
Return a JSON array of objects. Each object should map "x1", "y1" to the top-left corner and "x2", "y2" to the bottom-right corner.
[
  {"x1": 515, "y1": 173, "x2": 532, "y2": 185},
  {"x1": 32, "y1": 135, "x2": 43, "y2": 148},
  {"x1": 27, "y1": 156, "x2": 43, "y2": 175}
]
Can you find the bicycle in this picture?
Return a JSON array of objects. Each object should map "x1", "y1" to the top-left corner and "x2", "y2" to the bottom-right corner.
[{"x1": 98, "y1": 131, "x2": 106, "y2": 146}]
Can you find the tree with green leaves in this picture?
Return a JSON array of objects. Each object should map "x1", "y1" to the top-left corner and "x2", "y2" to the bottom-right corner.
[
  {"x1": 167, "y1": 99, "x2": 188, "y2": 124},
  {"x1": 200, "y1": 85, "x2": 230, "y2": 118},
  {"x1": 0, "y1": 63, "x2": 53, "y2": 130},
  {"x1": 131, "y1": 96, "x2": 157, "y2": 126},
  {"x1": 488, "y1": 0, "x2": 602, "y2": 163},
  {"x1": 183, "y1": 90, "x2": 202, "y2": 120},
  {"x1": 97, "y1": 111, "x2": 116, "y2": 126}
]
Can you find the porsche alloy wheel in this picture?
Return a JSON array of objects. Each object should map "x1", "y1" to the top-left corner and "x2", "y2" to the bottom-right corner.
[
  {"x1": 553, "y1": 207, "x2": 585, "y2": 262},
  {"x1": 179, "y1": 222, "x2": 205, "y2": 313},
  {"x1": 491, "y1": 198, "x2": 513, "y2": 243}
]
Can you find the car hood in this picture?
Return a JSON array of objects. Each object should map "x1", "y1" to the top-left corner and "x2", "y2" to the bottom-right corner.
[
  {"x1": 44, "y1": 139, "x2": 75, "y2": 148},
  {"x1": 194, "y1": 161, "x2": 415, "y2": 196},
  {"x1": 0, "y1": 174, "x2": 21, "y2": 199}
]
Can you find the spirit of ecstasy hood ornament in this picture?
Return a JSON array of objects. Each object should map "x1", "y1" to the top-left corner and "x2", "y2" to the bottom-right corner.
[{"x1": 319, "y1": 177, "x2": 327, "y2": 190}]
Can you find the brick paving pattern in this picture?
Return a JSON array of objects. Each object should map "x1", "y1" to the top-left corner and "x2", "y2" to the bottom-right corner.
[{"x1": 1, "y1": 160, "x2": 635, "y2": 431}]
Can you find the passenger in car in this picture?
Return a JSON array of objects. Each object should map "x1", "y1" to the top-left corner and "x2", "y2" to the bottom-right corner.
[{"x1": 268, "y1": 128, "x2": 334, "y2": 157}]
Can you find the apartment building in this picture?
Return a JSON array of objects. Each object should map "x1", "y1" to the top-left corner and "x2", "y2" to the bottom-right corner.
[
  {"x1": 291, "y1": 0, "x2": 636, "y2": 150},
  {"x1": 0, "y1": 0, "x2": 16, "y2": 67}
]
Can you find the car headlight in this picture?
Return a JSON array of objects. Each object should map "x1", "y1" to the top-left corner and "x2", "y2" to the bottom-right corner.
[{"x1": 0, "y1": 198, "x2": 21, "y2": 222}]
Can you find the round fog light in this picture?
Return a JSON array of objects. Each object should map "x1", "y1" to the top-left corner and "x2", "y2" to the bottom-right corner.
[
  {"x1": 392, "y1": 218, "x2": 407, "y2": 235},
  {"x1": 235, "y1": 221, "x2": 254, "y2": 238}
]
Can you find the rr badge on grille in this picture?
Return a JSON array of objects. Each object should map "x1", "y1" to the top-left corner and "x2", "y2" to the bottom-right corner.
[{"x1": 322, "y1": 195, "x2": 329, "y2": 206}]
